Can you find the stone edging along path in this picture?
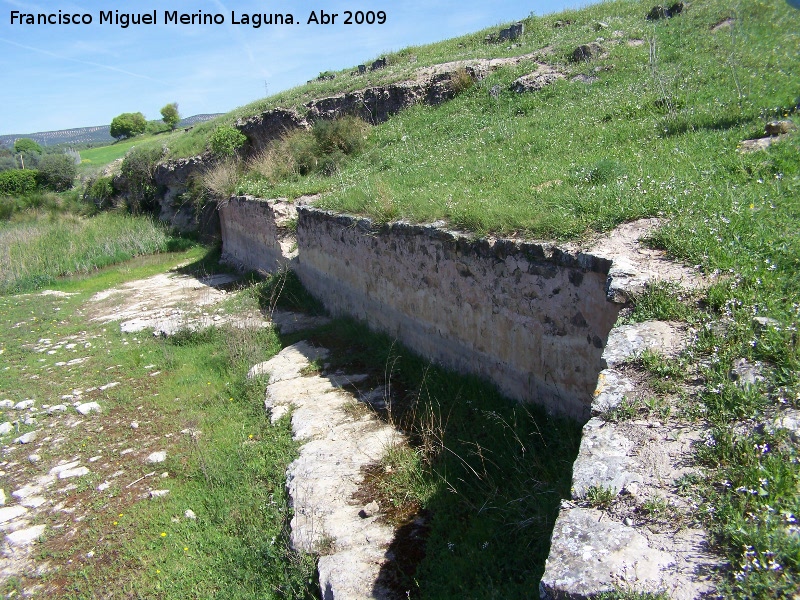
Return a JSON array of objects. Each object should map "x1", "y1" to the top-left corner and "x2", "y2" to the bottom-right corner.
[{"x1": 249, "y1": 342, "x2": 404, "y2": 600}]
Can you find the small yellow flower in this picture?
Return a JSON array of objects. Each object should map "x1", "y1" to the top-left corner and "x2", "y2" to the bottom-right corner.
[
  {"x1": 183, "y1": 547, "x2": 188, "y2": 551},
  {"x1": 248, "y1": 434, "x2": 253, "y2": 439},
  {"x1": 156, "y1": 569, "x2": 161, "y2": 574},
  {"x1": 119, "y1": 513, "x2": 123, "y2": 517},
  {"x1": 113, "y1": 521, "x2": 118, "y2": 526},
  {"x1": 750, "y1": 203, "x2": 755, "y2": 210},
  {"x1": 160, "y1": 532, "x2": 167, "y2": 537}
]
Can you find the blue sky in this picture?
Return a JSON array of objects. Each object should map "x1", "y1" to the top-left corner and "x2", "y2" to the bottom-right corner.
[{"x1": 0, "y1": 1, "x2": 588, "y2": 135}]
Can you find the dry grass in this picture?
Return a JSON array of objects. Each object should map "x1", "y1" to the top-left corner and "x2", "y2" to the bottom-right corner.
[{"x1": 202, "y1": 158, "x2": 242, "y2": 198}]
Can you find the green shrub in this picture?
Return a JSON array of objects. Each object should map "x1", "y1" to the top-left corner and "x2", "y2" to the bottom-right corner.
[
  {"x1": 209, "y1": 126, "x2": 247, "y2": 157},
  {"x1": 0, "y1": 155, "x2": 16, "y2": 172},
  {"x1": 312, "y1": 116, "x2": 369, "y2": 157},
  {"x1": 0, "y1": 169, "x2": 39, "y2": 196},
  {"x1": 121, "y1": 145, "x2": 164, "y2": 213},
  {"x1": 284, "y1": 130, "x2": 318, "y2": 175},
  {"x1": 450, "y1": 67, "x2": 475, "y2": 95},
  {"x1": 38, "y1": 154, "x2": 77, "y2": 191},
  {"x1": 84, "y1": 176, "x2": 116, "y2": 209}
]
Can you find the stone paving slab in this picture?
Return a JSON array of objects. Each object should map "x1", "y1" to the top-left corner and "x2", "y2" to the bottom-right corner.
[{"x1": 259, "y1": 343, "x2": 404, "y2": 600}]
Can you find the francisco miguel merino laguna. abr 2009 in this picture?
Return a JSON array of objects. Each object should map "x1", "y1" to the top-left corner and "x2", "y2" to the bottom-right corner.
[{"x1": 9, "y1": 9, "x2": 387, "y2": 28}]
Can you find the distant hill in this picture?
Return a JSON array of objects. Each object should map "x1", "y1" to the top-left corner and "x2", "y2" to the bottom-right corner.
[{"x1": 0, "y1": 114, "x2": 222, "y2": 149}]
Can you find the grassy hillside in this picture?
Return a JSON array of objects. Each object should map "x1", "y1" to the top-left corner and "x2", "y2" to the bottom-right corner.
[
  {"x1": 2, "y1": 0, "x2": 797, "y2": 596},
  {"x1": 239, "y1": 0, "x2": 797, "y2": 240}
]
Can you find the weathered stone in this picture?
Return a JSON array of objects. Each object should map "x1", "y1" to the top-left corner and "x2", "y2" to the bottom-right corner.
[
  {"x1": 58, "y1": 467, "x2": 90, "y2": 479},
  {"x1": 771, "y1": 409, "x2": 800, "y2": 443},
  {"x1": 146, "y1": 451, "x2": 167, "y2": 464},
  {"x1": 738, "y1": 137, "x2": 777, "y2": 153},
  {"x1": 149, "y1": 155, "x2": 220, "y2": 236},
  {"x1": 149, "y1": 489, "x2": 170, "y2": 499},
  {"x1": 0, "y1": 505, "x2": 28, "y2": 523},
  {"x1": 602, "y1": 321, "x2": 687, "y2": 367},
  {"x1": 572, "y1": 43, "x2": 602, "y2": 62},
  {"x1": 263, "y1": 343, "x2": 403, "y2": 599},
  {"x1": 184, "y1": 509, "x2": 197, "y2": 520},
  {"x1": 219, "y1": 196, "x2": 303, "y2": 274},
  {"x1": 21, "y1": 496, "x2": 46, "y2": 508},
  {"x1": 47, "y1": 405, "x2": 68, "y2": 414},
  {"x1": 235, "y1": 108, "x2": 310, "y2": 155},
  {"x1": 571, "y1": 74, "x2": 599, "y2": 84},
  {"x1": 510, "y1": 68, "x2": 565, "y2": 93},
  {"x1": 752, "y1": 316, "x2": 781, "y2": 331},
  {"x1": 6, "y1": 525, "x2": 46, "y2": 547},
  {"x1": 15, "y1": 431, "x2": 38, "y2": 444},
  {"x1": 541, "y1": 507, "x2": 675, "y2": 598},
  {"x1": 358, "y1": 501, "x2": 380, "y2": 519},
  {"x1": 75, "y1": 402, "x2": 101, "y2": 416},
  {"x1": 646, "y1": 3, "x2": 683, "y2": 21},
  {"x1": 498, "y1": 22, "x2": 524, "y2": 42},
  {"x1": 592, "y1": 369, "x2": 635, "y2": 413},
  {"x1": 295, "y1": 207, "x2": 621, "y2": 420},
  {"x1": 250, "y1": 341, "x2": 329, "y2": 383},
  {"x1": 50, "y1": 460, "x2": 82, "y2": 476},
  {"x1": 765, "y1": 120, "x2": 796, "y2": 136},
  {"x1": 0, "y1": 422, "x2": 13, "y2": 435},
  {"x1": 729, "y1": 358, "x2": 764, "y2": 387},
  {"x1": 571, "y1": 418, "x2": 640, "y2": 497},
  {"x1": 14, "y1": 400, "x2": 35, "y2": 410}
]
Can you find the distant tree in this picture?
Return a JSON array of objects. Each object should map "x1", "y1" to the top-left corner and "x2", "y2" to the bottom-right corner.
[
  {"x1": 13, "y1": 138, "x2": 42, "y2": 155},
  {"x1": 110, "y1": 112, "x2": 147, "y2": 140},
  {"x1": 160, "y1": 103, "x2": 181, "y2": 130},
  {"x1": 38, "y1": 154, "x2": 77, "y2": 191}
]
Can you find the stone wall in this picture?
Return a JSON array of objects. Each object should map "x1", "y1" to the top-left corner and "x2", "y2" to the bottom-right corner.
[
  {"x1": 218, "y1": 196, "x2": 299, "y2": 274},
  {"x1": 294, "y1": 207, "x2": 622, "y2": 420}
]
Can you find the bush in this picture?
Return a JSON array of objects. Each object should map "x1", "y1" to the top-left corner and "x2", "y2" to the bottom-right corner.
[
  {"x1": 0, "y1": 169, "x2": 39, "y2": 196},
  {"x1": 209, "y1": 126, "x2": 247, "y2": 157},
  {"x1": 84, "y1": 176, "x2": 116, "y2": 209},
  {"x1": 254, "y1": 116, "x2": 370, "y2": 179},
  {"x1": 0, "y1": 156, "x2": 16, "y2": 172},
  {"x1": 38, "y1": 154, "x2": 77, "y2": 191},
  {"x1": 121, "y1": 145, "x2": 164, "y2": 213},
  {"x1": 312, "y1": 116, "x2": 369, "y2": 157},
  {"x1": 450, "y1": 67, "x2": 475, "y2": 95}
]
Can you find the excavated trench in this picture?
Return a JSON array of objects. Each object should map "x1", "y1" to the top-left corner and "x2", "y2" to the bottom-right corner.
[{"x1": 217, "y1": 196, "x2": 719, "y2": 598}]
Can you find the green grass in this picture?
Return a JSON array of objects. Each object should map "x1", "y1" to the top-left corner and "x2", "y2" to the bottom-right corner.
[
  {"x1": 0, "y1": 249, "x2": 317, "y2": 598},
  {"x1": 0, "y1": 211, "x2": 184, "y2": 294},
  {"x1": 78, "y1": 138, "x2": 140, "y2": 172},
  {"x1": 228, "y1": 0, "x2": 798, "y2": 240},
  {"x1": 292, "y1": 318, "x2": 582, "y2": 598}
]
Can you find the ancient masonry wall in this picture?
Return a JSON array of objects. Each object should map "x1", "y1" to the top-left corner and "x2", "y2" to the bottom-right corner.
[
  {"x1": 218, "y1": 196, "x2": 298, "y2": 275},
  {"x1": 219, "y1": 197, "x2": 623, "y2": 419},
  {"x1": 294, "y1": 208, "x2": 622, "y2": 420}
]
